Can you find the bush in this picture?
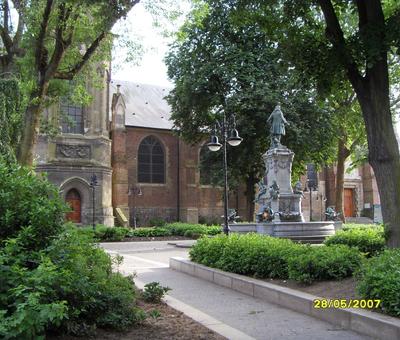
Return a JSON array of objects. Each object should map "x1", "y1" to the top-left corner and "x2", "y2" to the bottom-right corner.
[
  {"x1": 0, "y1": 162, "x2": 67, "y2": 250},
  {"x1": 190, "y1": 234, "x2": 363, "y2": 283},
  {"x1": 128, "y1": 227, "x2": 172, "y2": 238},
  {"x1": 164, "y1": 222, "x2": 221, "y2": 237},
  {"x1": 0, "y1": 228, "x2": 144, "y2": 338},
  {"x1": 142, "y1": 282, "x2": 171, "y2": 303},
  {"x1": 148, "y1": 217, "x2": 167, "y2": 227},
  {"x1": 357, "y1": 249, "x2": 400, "y2": 317},
  {"x1": 324, "y1": 226, "x2": 385, "y2": 256},
  {"x1": 288, "y1": 245, "x2": 362, "y2": 284},
  {"x1": 0, "y1": 162, "x2": 144, "y2": 338}
]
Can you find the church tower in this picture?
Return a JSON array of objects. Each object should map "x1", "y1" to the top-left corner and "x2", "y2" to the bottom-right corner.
[{"x1": 35, "y1": 65, "x2": 114, "y2": 226}]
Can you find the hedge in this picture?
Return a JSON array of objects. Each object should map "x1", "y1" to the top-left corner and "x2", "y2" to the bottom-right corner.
[
  {"x1": 189, "y1": 234, "x2": 362, "y2": 283},
  {"x1": 324, "y1": 225, "x2": 385, "y2": 256},
  {"x1": 357, "y1": 249, "x2": 400, "y2": 317}
]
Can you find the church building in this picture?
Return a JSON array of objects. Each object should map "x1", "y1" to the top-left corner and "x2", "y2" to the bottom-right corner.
[{"x1": 34, "y1": 69, "x2": 381, "y2": 226}]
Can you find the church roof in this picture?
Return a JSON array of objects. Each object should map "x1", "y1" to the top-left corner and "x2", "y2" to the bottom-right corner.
[{"x1": 111, "y1": 80, "x2": 173, "y2": 130}]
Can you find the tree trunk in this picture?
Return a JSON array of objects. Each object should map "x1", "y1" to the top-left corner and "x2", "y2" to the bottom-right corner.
[
  {"x1": 245, "y1": 173, "x2": 256, "y2": 221},
  {"x1": 351, "y1": 67, "x2": 400, "y2": 247},
  {"x1": 335, "y1": 136, "x2": 350, "y2": 222},
  {"x1": 17, "y1": 85, "x2": 48, "y2": 166}
]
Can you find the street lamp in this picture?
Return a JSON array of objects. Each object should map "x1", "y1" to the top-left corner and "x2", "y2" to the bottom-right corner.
[
  {"x1": 128, "y1": 185, "x2": 143, "y2": 229},
  {"x1": 89, "y1": 174, "x2": 98, "y2": 231},
  {"x1": 207, "y1": 113, "x2": 242, "y2": 235}
]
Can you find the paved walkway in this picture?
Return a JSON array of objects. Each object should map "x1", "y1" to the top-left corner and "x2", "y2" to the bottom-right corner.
[{"x1": 101, "y1": 241, "x2": 370, "y2": 340}]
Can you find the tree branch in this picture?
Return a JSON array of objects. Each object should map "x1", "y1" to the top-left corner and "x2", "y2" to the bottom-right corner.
[
  {"x1": 36, "y1": 0, "x2": 54, "y2": 81},
  {"x1": 317, "y1": 0, "x2": 364, "y2": 93},
  {"x1": 45, "y1": 3, "x2": 73, "y2": 81},
  {"x1": 54, "y1": 31, "x2": 107, "y2": 80}
]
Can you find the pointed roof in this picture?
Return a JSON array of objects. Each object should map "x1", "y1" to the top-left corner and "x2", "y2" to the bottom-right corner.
[{"x1": 110, "y1": 80, "x2": 173, "y2": 130}]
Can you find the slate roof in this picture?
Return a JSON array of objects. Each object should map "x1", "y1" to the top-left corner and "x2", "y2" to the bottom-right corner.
[{"x1": 111, "y1": 80, "x2": 173, "y2": 130}]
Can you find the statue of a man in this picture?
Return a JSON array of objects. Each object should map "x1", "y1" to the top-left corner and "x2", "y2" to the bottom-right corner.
[{"x1": 267, "y1": 104, "x2": 288, "y2": 147}]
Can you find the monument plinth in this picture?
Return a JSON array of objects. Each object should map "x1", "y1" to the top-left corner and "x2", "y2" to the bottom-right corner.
[{"x1": 230, "y1": 103, "x2": 337, "y2": 243}]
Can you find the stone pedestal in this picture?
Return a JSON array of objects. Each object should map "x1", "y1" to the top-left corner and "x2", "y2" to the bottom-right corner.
[
  {"x1": 263, "y1": 146, "x2": 294, "y2": 194},
  {"x1": 262, "y1": 145, "x2": 304, "y2": 222}
]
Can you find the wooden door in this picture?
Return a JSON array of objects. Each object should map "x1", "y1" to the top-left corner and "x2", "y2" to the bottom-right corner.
[
  {"x1": 344, "y1": 188, "x2": 354, "y2": 217},
  {"x1": 66, "y1": 189, "x2": 81, "y2": 223}
]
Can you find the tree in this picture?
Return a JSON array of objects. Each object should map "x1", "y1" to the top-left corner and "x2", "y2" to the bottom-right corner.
[
  {"x1": 0, "y1": 0, "x2": 140, "y2": 165},
  {"x1": 235, "y1": 0, "x2": 400, "y2": 247},
  {"x1": 166, "y1": 1, "x2": 337, "y2": 220}
]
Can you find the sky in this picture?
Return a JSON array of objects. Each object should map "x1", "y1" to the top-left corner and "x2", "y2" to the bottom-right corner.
[{"x1": 112, "y1": 3, "x2": 181, "y2": 87}]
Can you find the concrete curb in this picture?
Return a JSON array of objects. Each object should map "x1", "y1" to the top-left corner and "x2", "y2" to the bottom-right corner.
[{"x1": 170, "y1": 257, "x2": 400, "y2": 340}]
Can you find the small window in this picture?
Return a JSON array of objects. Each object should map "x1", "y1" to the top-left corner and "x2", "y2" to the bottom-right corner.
[{"x1": 138, "y1": 136, "x2": 165, "y2": 183}]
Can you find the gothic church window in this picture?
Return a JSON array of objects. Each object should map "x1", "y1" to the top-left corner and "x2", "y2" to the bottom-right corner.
[
  {"x1": 138, "y1": 136, "x2": 165, "y2": 183},
  {"x1": 61, "y1": 99, "x2": 84, "y2": 134}
]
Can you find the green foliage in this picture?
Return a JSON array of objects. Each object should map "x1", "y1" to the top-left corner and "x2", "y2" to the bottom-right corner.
[
  {"x1": 148, "y1": 217, "x2": 167, "y2": 227},
  {"x1": 147, "y1": 309, "x2": 162, "y2": 319},
  {"x1": 324, "y1": 226, "x2": 386, "y2": 256},
  {"x1": 142, "y1": 282, "x2": 171, "y2": 303},
  {"x1": 128, "y1": 227, "x2": 172, "y2": 238},
  {"x1": 163, "y1": 222, "x2": 221, "y2": 237},
  {"x1": 166, "y1": 0, "x2": 337, "y2": 192},
  {"x1": 0, "y1": 228, "x2": 142, "y2": 338},
  {"x1": 0, "y1": 162, "x2": 144, "y2": 337},
  {"x1": 0, "y1": 161, "x2": 67, "y2": 251},
  {"x1": 357, "y1": 249, "x2": 400, "y2": 317},
  {"x1": 0, "y1": 79, "x2": 23, "y2": 163},
  {"x1": 190, "y1": 234, "x2": 362, "y2": 283},
  {"x1": 288, "y1": 245, "x2": 362, "y2": 284}
]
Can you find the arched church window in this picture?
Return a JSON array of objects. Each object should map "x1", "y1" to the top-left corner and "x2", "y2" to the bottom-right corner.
[
  {"x1": 60, "y1": 82, "x2": 84, "y2": 134},
  {"x1": 65, "y1": 189, "x2": 81, "y2": 223},
  {"x1": 138, "y1": 136, "x2": 165, "y2": 183}
]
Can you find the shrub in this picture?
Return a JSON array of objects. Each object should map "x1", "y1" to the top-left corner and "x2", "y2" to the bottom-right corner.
[
  {"x1": 357, "y1": 249, "x2": 400, "y2": 317},
  {"x1": 148, "y1": 217, "x2": 167, "y2": 227},
  {"x1": 164, "y1": 222, "x2": 221, "y2": 237},
  {"x1": 0, "y1": 228, "x2": 143, "y2": 338},
  {"x1": 288, "y1": 245, "x2": 362, "y2": 284},
  {"x1": 190, "y1": 234, "x2": 305, "y2": 279},
  {"x1": 142, "y1": 282, "x2": 171, "y2": 303},
  {"x1": 128, "y1": 227, "x2": 172, "y2": 238},
  {"x1": 324, "y1": 226, "x2": 385, "y2": 256},
  {"x1": 0, "y1": 162, "x2": 67, "y2": 250},
  {"x1": 190, "y1": 234, "x2": 363, "y2": 283}
]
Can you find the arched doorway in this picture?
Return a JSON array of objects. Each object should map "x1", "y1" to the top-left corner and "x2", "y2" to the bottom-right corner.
[{"x1": 66, "y1": 189, "x2": 81, "y2": 223}]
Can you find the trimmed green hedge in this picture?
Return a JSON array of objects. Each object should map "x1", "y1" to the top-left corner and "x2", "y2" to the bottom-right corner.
[
  {"x1": 75, "y1": 222, "x2": 222, "y2": 242},
  {"x1": 357, "y1": 249, "x2": 400, "y2": 317},
  {"x1": 163, "y1": 222, "x2": 221, "y2": 237},
  {"x1": 288, "y1": 245, "x2": 362, "y2": 283},
  {"x1": 324, "y1": 226, "x2": 385, "y2": 256},
  {"x1": 189, "y1": 234, "x2": 362, "y2": 283}
]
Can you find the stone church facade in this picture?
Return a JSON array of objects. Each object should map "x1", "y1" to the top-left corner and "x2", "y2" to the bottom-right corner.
[{"x1": 34, "y1": 71, "x2": 381, "y2": 226}]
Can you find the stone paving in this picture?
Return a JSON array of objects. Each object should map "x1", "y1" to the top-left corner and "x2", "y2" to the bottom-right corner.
[{"x1": 101, "y1": 241, "x2": 370, "y2": 340}]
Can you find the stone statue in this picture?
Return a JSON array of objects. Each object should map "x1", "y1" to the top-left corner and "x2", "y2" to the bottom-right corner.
[
  {"x1": 325, "y1": 206, "x2": 340, "y2": 221},
  {"x1": 267, "y1": 104, "x2": 288, "y2": 147},
  {"x1": 268, "y1": 180, "x2": 280, "y2": 200},
  {"x1": 255, "y1": 180, "x2": 268, "y2": 203},
  {"x1": 293, "y1": 181, "x2": 304, "y2": 197}
]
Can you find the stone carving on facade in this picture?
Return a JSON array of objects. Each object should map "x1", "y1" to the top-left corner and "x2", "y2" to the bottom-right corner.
[{"x1": 57, "y1": 144, "x2": 91, "y2": 159}]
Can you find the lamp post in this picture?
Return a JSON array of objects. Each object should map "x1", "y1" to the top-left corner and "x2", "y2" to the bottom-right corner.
[
  {"x1": 89, "y1": 174, "x2": 98, "y2": 231},
  {"x1": 207, "y1": 113, "x2": 242, "y2": 235},
  {"x1": 128, "y1": 185, "x2": 143, "y2": 229}
]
